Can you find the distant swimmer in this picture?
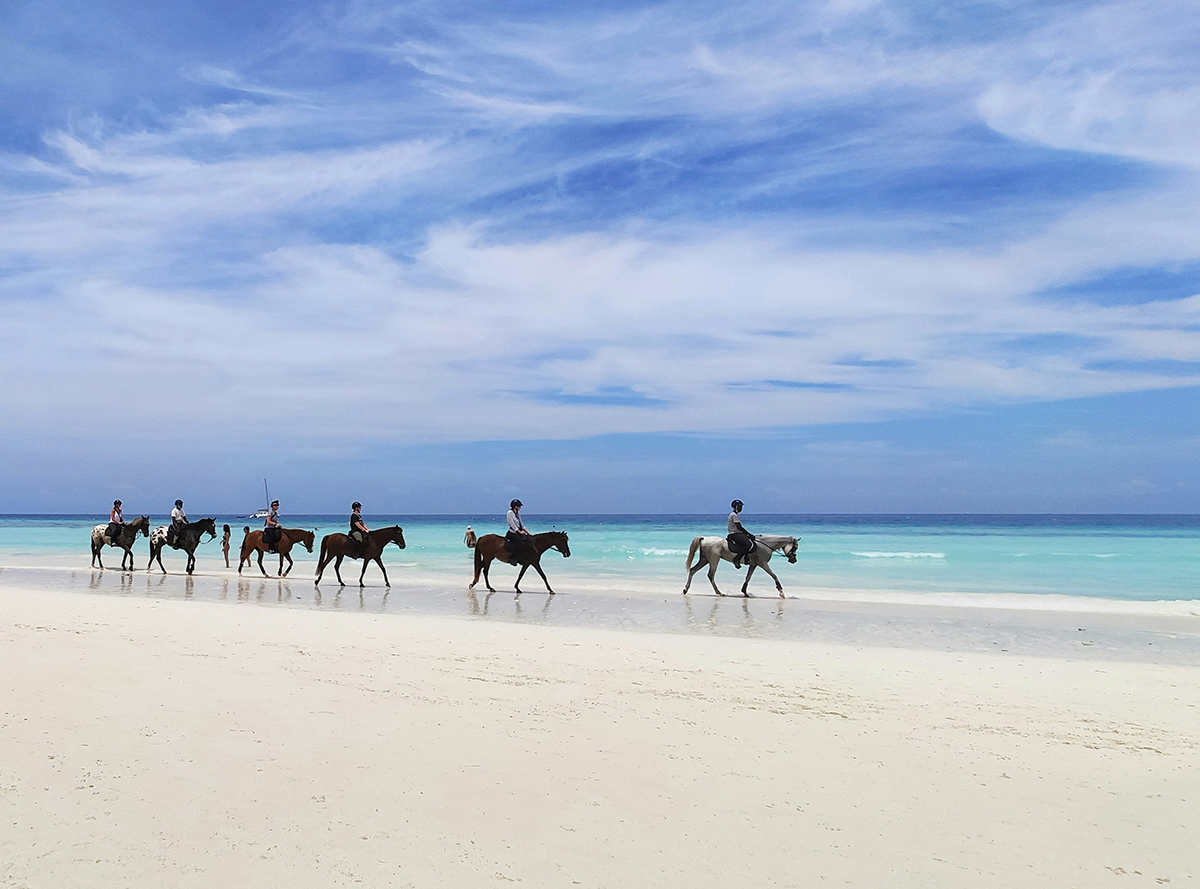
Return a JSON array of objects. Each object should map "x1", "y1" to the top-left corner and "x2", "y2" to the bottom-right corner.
[
  {"x1": 464, "y1": 526, "x2": 477, "y2": 548},
  {"x1": 727, "y1": 499, "x2": 756, "y2": 569}
]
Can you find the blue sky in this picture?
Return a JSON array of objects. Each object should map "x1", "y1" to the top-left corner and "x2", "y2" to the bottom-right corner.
[{"x1": 2, "y1": 0, "x2": 1199, "y2": 513}]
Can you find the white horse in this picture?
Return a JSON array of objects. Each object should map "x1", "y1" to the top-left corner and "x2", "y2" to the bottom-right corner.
[{"x1": 683, "y1": 534, "x2": 800, "y2": 598}]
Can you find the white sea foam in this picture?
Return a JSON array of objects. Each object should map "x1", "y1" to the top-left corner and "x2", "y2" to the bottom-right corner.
[
  {"x1": 852, "y1": 551, "x2": 946, "y2": 559},
  {"x1": 641, "y1": 548, "x2": 688, "y2": 557}
]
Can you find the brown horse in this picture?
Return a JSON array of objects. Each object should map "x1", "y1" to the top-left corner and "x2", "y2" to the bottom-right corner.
[
  {"x1": 470, "y1": 530, "x2": 570, "y2": 594},
  {"x1": 239, "y1": 527, "x2": 316, "y2": 577},
  {"x1": 314, "y1": 525, "x2": 406, "y2": 587}
]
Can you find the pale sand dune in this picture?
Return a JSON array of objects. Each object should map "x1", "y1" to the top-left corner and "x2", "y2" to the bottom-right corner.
[{"x1": 1, "y1": 586, "x2": 1197, "y2": 888}]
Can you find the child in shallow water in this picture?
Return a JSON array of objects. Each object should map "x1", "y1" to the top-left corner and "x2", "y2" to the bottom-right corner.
[{"x1": 222, "y1": 524, "x2": 231, "y2": 567}]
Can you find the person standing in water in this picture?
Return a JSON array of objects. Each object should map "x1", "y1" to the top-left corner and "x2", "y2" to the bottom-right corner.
[{"x1": 222, "y1": 524, "x2": 232, "y2": 567}]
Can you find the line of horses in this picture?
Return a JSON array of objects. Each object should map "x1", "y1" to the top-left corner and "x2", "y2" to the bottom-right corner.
[{"x1": 90, "y1": 518, "x2": 801, "y2": 597}]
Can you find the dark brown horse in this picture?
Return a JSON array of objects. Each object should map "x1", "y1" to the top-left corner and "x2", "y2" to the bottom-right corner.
[
  {"x1": 239, "y1": 527, "x2": 316, "y2": 577},
  {"x1": 470, "y1": 530, "x2": 570, "y2": 594},
  {"x1": 90, "y1": 515, "x2": 151, "y2": 570},
  {"x1": 314, "y1": 525, "x2": 406, "y2": 587}
]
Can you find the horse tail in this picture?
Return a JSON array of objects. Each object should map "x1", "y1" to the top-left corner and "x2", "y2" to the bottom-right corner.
[
  {"x1": 474, "y1": 540, "x2": 484, "y2": 575},
  {"x1": 686, "y1": 536, "x2": 703, "y2": 570}
]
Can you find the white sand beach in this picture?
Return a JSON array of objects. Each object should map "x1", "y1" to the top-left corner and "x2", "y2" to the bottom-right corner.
[{"x1": 2, "y1": 583, "x2": 1198, "y2": 888}]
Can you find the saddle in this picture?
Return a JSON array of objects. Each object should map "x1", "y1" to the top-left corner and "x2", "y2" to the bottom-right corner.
[
  {"x1": 263, "y1": 526, "x2": 282, "y2": 552},
  {"x1": 348, "y1": 530, "x2": 366, "y2": 557},
  {"x1": 106, "y1": 522, "x2": 122, "y2": 544}
]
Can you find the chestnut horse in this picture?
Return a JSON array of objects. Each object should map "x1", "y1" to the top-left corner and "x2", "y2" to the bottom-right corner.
[
  {"x1": 314, "y1": 525, "x2": 406, "y2": 587},
  {"x1": 470, "y1": 530, "x2": 571, "y2": 594},
  {"x1": 239, "y1": 527, "x2": 315, "y2": 577}
]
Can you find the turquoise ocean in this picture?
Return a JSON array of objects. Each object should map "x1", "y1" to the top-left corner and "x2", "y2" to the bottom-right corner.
[{"x1": 2, "y1": 513, "x2": 1198, "y2": 603}]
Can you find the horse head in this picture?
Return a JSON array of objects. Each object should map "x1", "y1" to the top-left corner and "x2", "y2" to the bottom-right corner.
[
  {"x1": 552, "y1": 531, "x2": 571, "y2": 558},
  {"x1": 783, "y1": 537, "x2": 799, "y2": 563},
  {"x1": 137, "y1": 516, "x2": 151, "y2": 537},
  {"x1": 383, "y1": 525, "x2": 406, "y2": 549},
  {"x1": 301, "y1": 529, "x2": 315, "y2": 553},
  {"x1": 198, "y1": 517, "x2": 218, "y2": 540}
]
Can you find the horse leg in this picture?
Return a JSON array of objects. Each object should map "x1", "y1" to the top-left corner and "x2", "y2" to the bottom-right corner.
[
  {"x1": 257, "y1": 549, "x2": 267, "y2": 577},
  {"x1": 760, "y1": 561, "x2": 785, "y2": 598},
  {"x1": 683, "y1": 559, "x2": 708, "y2": 594},
  {"x1": 93, "y1": 543, "x2": 103, "y2": 570},
  {"x1": 334, "y1": 555, "x2": 345, "y2": 586},
  {"x1": 187, "y1": 549, "x2": 195, "y2": 574},
  {"x1": 514, "y1": 562, "x2": 529, "y2": 593},
  {"x1": 741, "y1": 564, "x2": 756, "y2": 597},
  {"x1": 281, "y1": 551, "x2": 292, "y2": 577},
  {"x1": 708, "y1": 557, "x2": 724, "y2": 596},
  {"x1": 531, "y1": 560, "x2": 554, "y2": 594},
  {"x1": 482, "y1": 559, "x2": 495, "y2": 593},
  {"x1": 377, "y1": 557, "x2": 390, "y2": 588}
]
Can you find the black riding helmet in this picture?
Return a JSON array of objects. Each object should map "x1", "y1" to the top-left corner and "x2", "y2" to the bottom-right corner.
[
  {"x1": 731, "y1": 499, "x2": 743, "y2": 511},
  {"x1": 510, "y1": 499, "x2": 522, "y2": 509},
  {"x1": 175, "y1": 499, "x2": 184, "y2": 507},
  {"x1": 351, "y1": 501, "x2": 362, "y2": 510}
]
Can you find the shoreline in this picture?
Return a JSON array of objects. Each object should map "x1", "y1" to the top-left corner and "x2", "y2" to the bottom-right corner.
[
  {"x1": 4, "y1": 563, "x2": 1200, "y2": 667},
  {"x1": 2, "y1": 582, "x2": 1197, "y2": 887}
]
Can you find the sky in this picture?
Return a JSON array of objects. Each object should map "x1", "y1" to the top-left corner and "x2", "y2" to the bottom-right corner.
[{"x1": 2, "y1": 0, "x2": 1199, "y2": 514}]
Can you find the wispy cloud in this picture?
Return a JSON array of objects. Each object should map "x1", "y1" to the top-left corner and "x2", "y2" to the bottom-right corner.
[{"x1": 1, "y1": 0, "x2": 1199, "y2": 462}]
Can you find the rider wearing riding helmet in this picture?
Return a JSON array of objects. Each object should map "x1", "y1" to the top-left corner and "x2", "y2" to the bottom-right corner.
[
  {"x1": 727, "y1": 499, "x2": 756, "y2": 569},
  {"x1": 349, "y1": 502, "x2": 369, "y2": 550},
  {"x1": 505, "y1": 499, "x2": 531, "y2": 560},
  {"x1": 264, "y1": 500, "x2": 282, "y2": 551},
  {"x1": 106, "y1": 500, "x2": 124, "y2": 543}
]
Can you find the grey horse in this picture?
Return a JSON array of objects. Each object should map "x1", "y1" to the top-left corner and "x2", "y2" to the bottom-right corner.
[{"x1": 683, "y1": 534, "x2": 799, "y2": 598}]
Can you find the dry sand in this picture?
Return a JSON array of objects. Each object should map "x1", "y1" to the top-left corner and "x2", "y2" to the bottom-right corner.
[{"x1": 1, "y1": 585, "x2": 1197, "y2": 888}]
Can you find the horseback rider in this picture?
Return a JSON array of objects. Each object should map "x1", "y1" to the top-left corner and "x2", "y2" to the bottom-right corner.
[
  {"x1": 168, "y1": 499, "x2": 188, "y2": 546},
  {"x1": 263, "y1": 500, "x2": 282, "y2": 552},
  {"x1": 106, "y1": 499, "x2": 124, "y2": 544},
  {"x1": 504, "y1": 499, "x2": 532, "y2": 562},
  {"x1": 348, "y1": 502, "x2": 369, "y2": 554},
  {"x1": 727, "y1": 500, "x2": 757, "y2": 569}
]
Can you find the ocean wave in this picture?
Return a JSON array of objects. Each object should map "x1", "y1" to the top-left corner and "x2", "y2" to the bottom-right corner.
[
  {"x1": 852, "y1": 551, "x2": 946, "y2": 559},
  {"x1": 641, "y1": 548, "x2": 688, "y2": 556}
]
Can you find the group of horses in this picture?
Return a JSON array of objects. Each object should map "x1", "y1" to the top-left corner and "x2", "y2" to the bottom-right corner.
[{"x1": 90, "y1": 518, "x2": 801, "y2": 597}]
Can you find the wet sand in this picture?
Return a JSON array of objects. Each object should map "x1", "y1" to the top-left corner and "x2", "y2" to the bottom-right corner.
[{"x1": 2, "y1": 582, "x2": 1198, "y2": 887}]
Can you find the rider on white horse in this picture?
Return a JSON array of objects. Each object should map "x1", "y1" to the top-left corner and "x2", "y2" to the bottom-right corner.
[{"x1": 727, "y1": 500, "x2": 756, "y2": 568}]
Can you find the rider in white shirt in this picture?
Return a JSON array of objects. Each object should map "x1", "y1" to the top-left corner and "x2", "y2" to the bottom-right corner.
[
  {"x1": 169, "y1": 500, "x2": 188, "y2": 545},
  {"x1": 505, "y1": 499, "x2": 531, "y2": 561}
]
